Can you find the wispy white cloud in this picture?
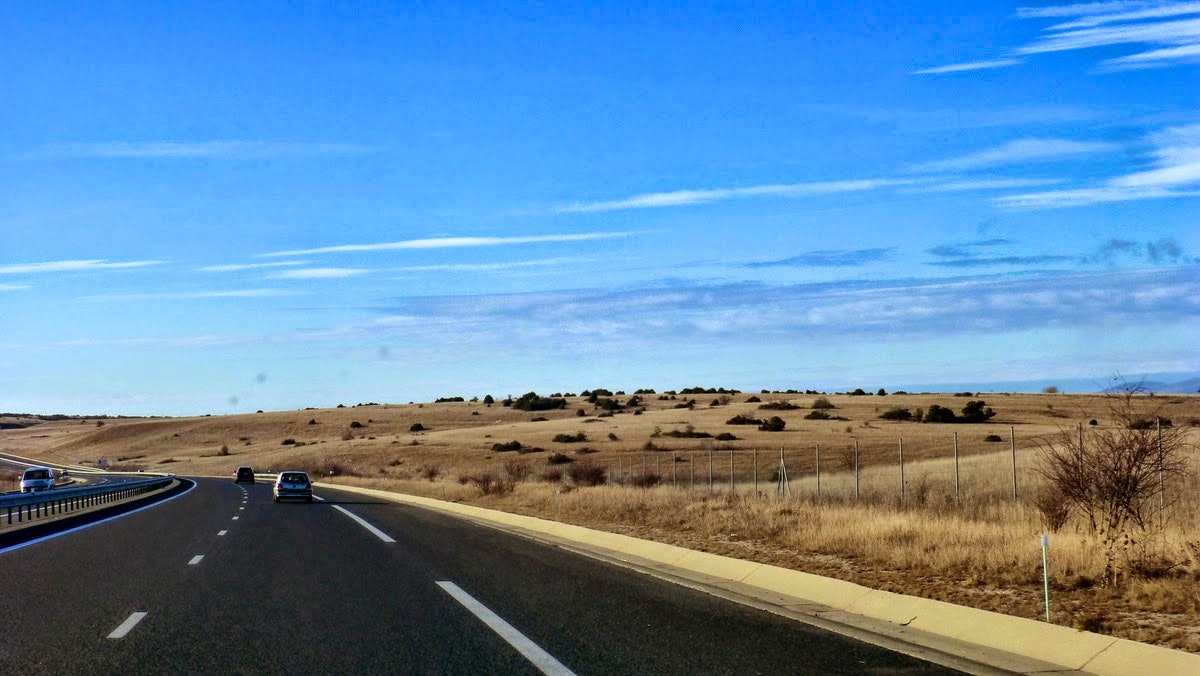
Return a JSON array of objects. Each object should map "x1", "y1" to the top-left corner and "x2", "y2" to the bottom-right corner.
[
  {"x1": 903, "y1": 177, "x2": 1066, "y2": 193},
  {"x1": 0, "y1": 259, "x2": 162, "y2": 275},
  {"x1": 1045, "y1": 2, "x2": 1200, "y2": 30},
  {"x1": 996, "y1": 123, "x2": 1200, "y2": 207},
  {"x1": 1018, "y1": 16, "x2": 1200, "y2": 55},
  {"x1": 557, "y1": 179, "x2": 917, "y2": 213},
  {"x1": 393, "y1": 257, "x2": 587, "y2": 273},
  {"x1": 913, "y1": 59, "x2": 1023, "y2": 75},
  {"x1": 1102, "y1": 42, "x2": 1200, "y2": 68},
  {"x1": 259, "y1": 232, "x2": 633, "y2": 257},
  {"x1": 1016, "y1": 2, "x2": 1161, "y2": 20},
  {"x1": 922, "y1": 2, "x2": 1200, "y2": 76},
  {"x1": 197, "y1": 261, "x2": 309, "y2": 272},
  {"x1": 21, "y1": 141, "x2": 379, "y2": 160},
  {"x1": 0, "y1": 283, "x2": 31, "y2": 291},
  {"x1": 79, "y1": 289, "x2": 304, "y2": 302},
  {"x1": 266, "y1": 267, "x2": 368, "y2": 279},
  {"x1": 913, "y1": 139, "x2": 1119, "y2": 172}
]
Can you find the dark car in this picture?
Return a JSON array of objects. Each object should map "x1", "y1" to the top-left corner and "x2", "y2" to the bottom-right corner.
[{"x1": 234, "y1": 466, "x2": 255, "y2": 484}]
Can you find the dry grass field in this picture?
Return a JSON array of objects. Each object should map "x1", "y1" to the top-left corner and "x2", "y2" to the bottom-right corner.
[{"x1": 4, "y1": 390, "x2": 1199, "y2": 651}]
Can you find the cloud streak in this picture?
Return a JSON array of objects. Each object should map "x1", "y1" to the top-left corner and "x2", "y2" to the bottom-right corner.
[
  {"x1": 259, "y1": 232, "x2": 633, "y2": 257},
  {"x1": 913, "y1": 59, "x2": 1023, "y2": 75},
  {"x1": 744, "y1": 248, "x2": 893, "y2": 268},
  {"x1": 266, "y1": 268, "x2": 368, "y2": 280},
  {"x1": 22, "y1": 141, "x2": 379, "y2": 160},
  {"x1": 198, "y1": 261, "x2": 309, "y2": 272},
  {"x1": 79, "y1": 289, "x2": 304, "y2": 302},
  {"x1": 913, "y1": 139, "x2": 1119, "y2": 172},
  {"x1": 0, "y1": 259, "x2": 162, "y2": 275},
  {"x1": 557, "y1": 179, "x2": 917, "y2": 213},
  {"x1": 996, "y1": 123, "x2": 1200, "y2": 207}
]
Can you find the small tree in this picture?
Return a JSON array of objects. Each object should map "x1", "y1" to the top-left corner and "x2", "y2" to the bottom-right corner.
[{"x1": 1037, "y1": 382, "x2": 1190, "y2": 585}]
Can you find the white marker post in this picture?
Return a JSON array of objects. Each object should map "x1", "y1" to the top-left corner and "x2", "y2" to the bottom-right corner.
[{"x1": 1041, "y1": 534, "x2": 1051, "y2": 622}]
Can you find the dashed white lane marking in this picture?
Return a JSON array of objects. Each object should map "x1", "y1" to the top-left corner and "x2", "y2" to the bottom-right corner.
[
  {"x1": 107, "y1": 612, "x2": 148, "y2": 639},
  {"x1": 218, "y1": 530, "x2": 228, "y2": 536},
  {"x1": 330, "y1": 504, "x2": 396, "y2": 543},
  {"x1": 188, "y1": 555, "x2": 204, "y2": 565},
  {"x1": 232, "y1": 516, "x2": 240, "y2": 520},
  {"x1": 239, "y1": 506, "x2": 245, "y2": 510},
  {"x1": 436, "y1": 581, "x2": 575, "y2": 676}
]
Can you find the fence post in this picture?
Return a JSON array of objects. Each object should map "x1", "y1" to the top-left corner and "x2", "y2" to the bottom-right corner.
[
  {"x1": 854, "y1": 440, "x2": 860, "y2": 501},
  {"x1": 729, "y1": 450, "x2": 735, "y2": 494},
  {"x1": 708, "y1": 449, "x2": 713, "y2": 493},
  {"x1": 899, "y1": 437, "x2": 905, "y2": 507},
  {"x1": 778, "y1": 447, "x2": 791, "y2": 497},
  {"x1": 753, "y1": 448, "x2": 758, "y2": 497},
  {"x1": 953, "y1": 431, "x2": 960, "y2": 504},
  {"x1": 1011, "y1": 425, "x2": 1018, "y2": 501},
  {"x1": 815, "y1": 444, "x2": 821, "y2": 502}
]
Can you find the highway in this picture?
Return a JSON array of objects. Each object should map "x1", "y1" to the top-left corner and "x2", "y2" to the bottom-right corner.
[{"x1": 0, "y1": 477, "x2": 960, "y2": 675}]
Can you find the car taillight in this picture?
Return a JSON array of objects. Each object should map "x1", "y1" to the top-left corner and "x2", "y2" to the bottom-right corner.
[{"x1": 275, "y1": 483, "x2": 282, "y2": 489}]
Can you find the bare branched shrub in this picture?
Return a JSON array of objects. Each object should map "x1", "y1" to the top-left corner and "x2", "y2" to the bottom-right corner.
[
  {"x1": 503, "y1": 458, "x2": 532, "y2": 482},
  {"x1": 418, "y1": 464, "x2": 441, "y2": 481},
  {"x1": 1037, "y1": 382, "x2": 1192, "y2": 585},
  {"x1": 1034, "y1": 484, "x2": 1072, "y2": 532},
  {"x1": 462, "y1": 470, "x2": 515, "y2": 496},
  {"x1": 567, "y1": 459, "x2": 607, "y2": 486},
  {"x1": 630, "y1": 470, "x2": 662, "y2": 488}
]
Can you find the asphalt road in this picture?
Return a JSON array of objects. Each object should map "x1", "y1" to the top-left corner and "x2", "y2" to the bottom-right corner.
[{"x1": 0, "y1": 477, "x2": 960, "y2": 675}]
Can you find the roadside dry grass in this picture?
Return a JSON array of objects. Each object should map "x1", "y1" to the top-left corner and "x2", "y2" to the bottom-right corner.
[{"x1": 3, "y1": 391, "x2": 1198, "y2": 651}]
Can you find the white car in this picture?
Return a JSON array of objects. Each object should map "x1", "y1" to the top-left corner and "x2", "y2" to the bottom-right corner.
[
  {"x1": 20, "y1": 466, "x2": 55, "y2": 493},
  {"x1": 273, "y1": 471, "x2": 313, "y2": 503}
]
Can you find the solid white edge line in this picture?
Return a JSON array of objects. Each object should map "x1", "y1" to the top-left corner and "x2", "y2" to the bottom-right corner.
[
  {"x1": 188, "y1": 555, "x2": 204, "y2": 565},
  {"x1": 331, "y1": 504, "x2": 396, "y2": 543},
  {"x1": 218, "y1": 530, "x2": 228, "y2": 536},
  {"x1": 0, "y1": 479, "x2": 196, "y2": 557},
  {"x1": 436, "y1": 581, "x2": 575, "y2": 676},
  {"x1": 107, "y1": 611, "x2": 149, "y2": 639}
]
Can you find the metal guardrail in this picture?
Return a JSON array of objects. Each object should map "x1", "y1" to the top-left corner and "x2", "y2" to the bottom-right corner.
[{"x1": 0, "y1": 475, "x2": 174, "y2": 529}]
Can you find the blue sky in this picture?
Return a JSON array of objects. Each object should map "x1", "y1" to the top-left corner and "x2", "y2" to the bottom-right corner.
[{"x1": 2, "y1": 1, "x2": 1198, "y2": 416}]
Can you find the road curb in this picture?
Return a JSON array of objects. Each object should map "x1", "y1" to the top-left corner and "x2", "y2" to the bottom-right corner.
[{"x1": 316, "y1": 482, "x2": 1198, "y2": 675}]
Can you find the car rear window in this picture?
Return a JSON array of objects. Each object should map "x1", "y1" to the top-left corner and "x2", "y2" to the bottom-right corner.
[
  {"x1": 282, "y1": 473, "x2": 307, "y2": 483},
  {"x1": 25, "y1": 469, "x2": 52, "y2": 480}
]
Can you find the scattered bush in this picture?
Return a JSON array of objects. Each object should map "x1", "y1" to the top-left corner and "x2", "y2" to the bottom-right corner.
[
  {"x1": 745, "y1": 395, "x2": 761, "y2": 403},
  {"x1": 218, "y1": 444, "x2": 230, "y2": 456},
  {"x1": 281, "y1": 438, "x2": 296, "y2": 445},
  {"x1": 879, "y1": 407, "x2": 912, "y2": 421},
  {"x1": 541, "y1": 467, "x2": 563, "y2": 483},
  {"x1": 726, "y1": 414, "x2": 763, "y2": 425},
  {"x1": 662, "y1": 425, "x2": 711, "y2": 439},
  {"x1": 308, "y1": 419, "x2": 318, "y2": 425},
  {"x1": 418, "y1": 464, "x2": 441, "y2": 481},
  {"x1": 503, "y1": 459, "x2": 532, "y2": 482},
  {"x1": 518, "y1": 446, "x2": 547, "y2": 455},
  {"x1": 512, "y1": 392, "x2": 568, "y2": 411},
  {"x1": 804, "y1": 410, "x2": 832, "y2": 420},
  {"x1": 568, "y1": 460, "x2": 607, "y2": 486},
  {"x1": 462, "y1": 471, "x2": 514, "y2": 496},
  {"x1": 759, "y1": 416, "x2": 786, "y2": 432},
  {"x1": 715, "y1": 432, "x2": 737, "y2": 441},
  {"x1": 630, "y1": 470, "x2": 663, "y2": 488},
  {"x1": 491, "y1": 440, "x2": 523, "y2": 453},
  {"x1": 811, "y1": 397, "x2": 835, "y2": 409},
  {"x1": 547, "y1": 452, "x2": 575, "y2": 465},
  {"x1": 341, "y1": 429, "x2": 354, "y2": 441},
  {"x1": 409, "y1": 423, "x2": 425, "y2": 432},
  {"x1": 984, "y1": 434, "x2": 1004, "y2": 442},
  {"x1": 607, "y1": 432, "x2": 619, "y2": 441},
  {"x1": 435, "y1": 396, "x2": 465, "y2": 403},
  {"x1": 759, "y1": 401, "x2": 800, "y2": 410},
  {"x1": 349, "y1": 421, "x2": 364, "y2": 429},
  {"x1": 553, "y1": 432, "x2": 588, "y2": 443}
]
